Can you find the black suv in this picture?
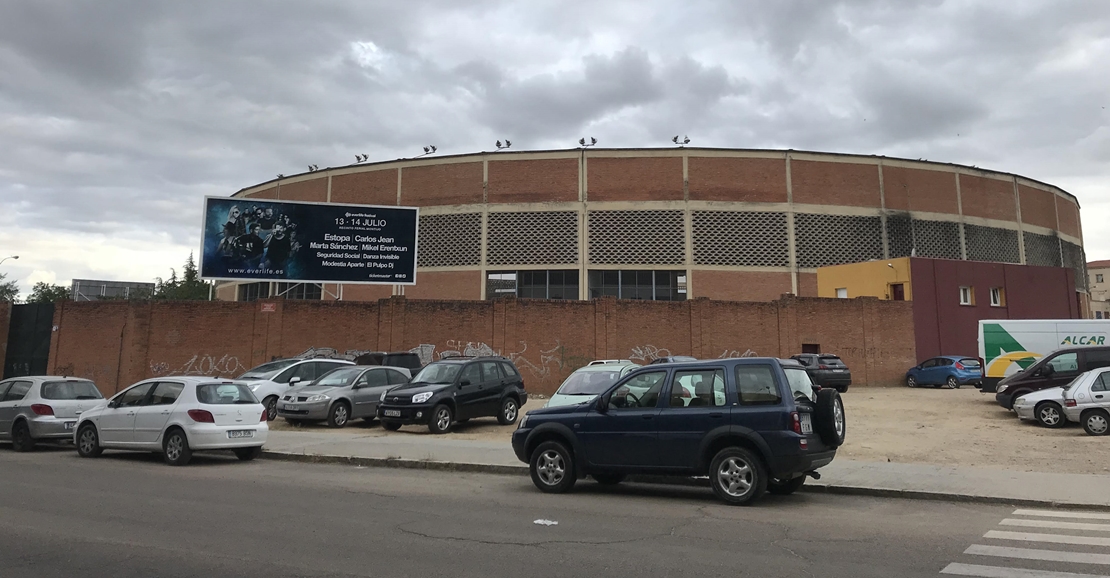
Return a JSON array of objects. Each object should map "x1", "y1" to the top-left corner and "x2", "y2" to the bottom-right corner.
[
  {"x1": 377, "y1": 356, "x2": 526, "y2": 434},
  {"x1": 790, "y1": 353, "x2": 852, "y2": 392},
  {"x1": 511, "y1": 358, "x2": 845, "y2": 505}
]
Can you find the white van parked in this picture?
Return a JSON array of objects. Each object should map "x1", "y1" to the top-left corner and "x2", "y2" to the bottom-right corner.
[{"x1": 978, "y1": 319, "x2": 1110, "y2": 392}]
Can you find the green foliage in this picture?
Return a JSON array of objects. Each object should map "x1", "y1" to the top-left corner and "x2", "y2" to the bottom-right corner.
[
  {"x1": 0, "y1": 272, "x2": 17, "y2": 303},
  {"x1": 27, "y1": 282, "x2": 71, "y2": 303},
  {"x1": 154, "y1": 253, "x2": 212, "y2": 300}
]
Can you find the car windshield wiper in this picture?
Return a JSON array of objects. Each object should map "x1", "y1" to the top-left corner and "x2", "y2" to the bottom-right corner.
[{"x1": 75, "y1": 396, "x2": 99, "y2": 400}]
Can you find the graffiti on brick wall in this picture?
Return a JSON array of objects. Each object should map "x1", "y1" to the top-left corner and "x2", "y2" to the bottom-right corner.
[
  {"x1": 720, "y1": 349, "x2": 758, "y2": 358},
  {"x1": 150, "y1": 354, "x2": 247, "y2": 377},
  {"x1": 405, "y1": 339, "x2": 592, "y2": 380},
  {"x1": 628, "y1": 345, "x2": 672, "y2": 363},
  {"x1": 294, "y1": 347, "x2": 372, "y2": 361}
]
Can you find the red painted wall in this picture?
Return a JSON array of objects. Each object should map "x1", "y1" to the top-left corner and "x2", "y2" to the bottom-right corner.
[{"x1": 910, "y1": 258, "x2": 1078, "y2": 362}]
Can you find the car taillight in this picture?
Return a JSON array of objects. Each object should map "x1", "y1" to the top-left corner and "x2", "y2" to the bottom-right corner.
[
  {"x1": 955, "y1": 362, "x2": 965, "y2": 370},
  {"x1": 31, "y1": 404, "x2": 54, "y2": 416},
  {"x1": 1066, "y1": 399, "x2": 1077, "y2": 407},
  {"x1": 260, "y1": 409, "x2": 268, "y2": 423},
  {"x1": 187, "y1": 409, "x2": 215, "y2": 423},
  {"x1": 819, "y1": 365, "x2": 829, "y2": 370},
  {"x1": 790, "y1": 411, "x2": 802, "y2": 435}
]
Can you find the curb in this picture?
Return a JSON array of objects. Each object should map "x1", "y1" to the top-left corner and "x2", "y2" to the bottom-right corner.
[{"x1": 261, "y1": 450, "x2": 1110, "y2": 511}]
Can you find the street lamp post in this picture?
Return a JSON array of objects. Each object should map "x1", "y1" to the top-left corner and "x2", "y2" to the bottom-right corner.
[{"x1": 0, "y1": 255, "x2": 18, "y2": 267}]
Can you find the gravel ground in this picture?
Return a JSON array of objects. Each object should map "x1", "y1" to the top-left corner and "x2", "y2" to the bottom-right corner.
[{"x1": 269, "y1": 388, "x2": 1110, "y2": 475}]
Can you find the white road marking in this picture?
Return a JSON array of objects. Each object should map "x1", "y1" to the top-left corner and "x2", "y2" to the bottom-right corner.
[
  {"x1": 984, "y1": 530, "x2": 1110, "y2": 547},
  {"x1": 1001, "y1": 519, "x2": 1110, "y2": 532},
  {"x1": 941, "y1": 562, "x2": 1109, "y2": 578},
  {"x1": 1013, "y1": 509, "x2": 1110, "y2": 521},
  {"x1": 966, "y1": 544, "x2": 1110, "y2": 565}
]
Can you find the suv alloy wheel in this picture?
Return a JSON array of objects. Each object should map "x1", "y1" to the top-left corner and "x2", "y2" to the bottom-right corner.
[
  {"x1": 429, "y1": 404, "x2": 453, "y2": 434},
  {"x1": 530, "y1": 441, "x2": 576, "y2": 493},
  {"x1": 498, "y1": 397, "x2": 519, "y2": 425},
  {"x1": 709, "y1": 447, "x2": 767, "y2": 506}
]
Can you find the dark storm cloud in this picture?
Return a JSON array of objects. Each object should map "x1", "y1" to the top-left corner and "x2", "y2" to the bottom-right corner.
[{"x1": 0, "y1": 0, "x2": 1108, "y2": 292}]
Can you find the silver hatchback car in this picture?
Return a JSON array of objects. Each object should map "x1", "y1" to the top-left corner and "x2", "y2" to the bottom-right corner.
[{"x1": 0, "y1": 376, "x2": 104, "y2": 451}]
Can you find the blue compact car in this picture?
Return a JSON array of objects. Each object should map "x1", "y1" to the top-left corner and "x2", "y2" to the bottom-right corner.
[
  {"x1": 905, "y1": 356, "x2": 982, "y2": 389},
  {"x1": 512, "y1": 358, "x2": 845, "y2": 506}
]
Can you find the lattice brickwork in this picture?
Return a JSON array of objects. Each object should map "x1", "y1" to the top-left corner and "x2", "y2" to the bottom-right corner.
[
  {"x1": 487, "y1": 211, "x2": 578, "y2": 265},
  {"x1": 1024, "y1": 232, "x2": 1061, "y2": 268},
  {"x1": 886, "y1": 214, "x2": 913, "y2": 259},
  {"x1": 911, "y1": 220, "x2": 962, "y2": 260},
  {"x1": 794, "y1": 213, "x2": 883, "y2": 268},
  {"x1": 964, "y1": 224, "x2": 1021, "y2": 263},
  {"x1": 692, "y1": 211, "x2": 789, "y2": 267},
  {"x1": 588, "y1": 210, "x2": 685, "y2": 265},
  {"x1": 417, "y1": 213, "x2": 481, "y2": 267},
  {"x1": 1062, "y1": 241, "x2": 1088, "y2": 291}
]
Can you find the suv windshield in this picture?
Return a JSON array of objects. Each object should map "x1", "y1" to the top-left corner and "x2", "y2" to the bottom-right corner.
[
  {"x1": 412, "y1": 363, "x2": 462, "y2": 384},
  {"x1": 557, "y1": 370, "x2": 622, "y2": 396},
  {"x1": 41, "y1": 380, "x2": 103, "y2": 400},
  {"x1": 238, "y1": 359, "x2": 298, "y2": 380},
  {"x1": 783, "y1": 367, "x2": 815, "y2": 402},
  {"x1": 197, "y1": 384, "x2": 259, "y2": 404},
  {"x1": 314, "y1": 367, "x2": 364, "y2": 387}
]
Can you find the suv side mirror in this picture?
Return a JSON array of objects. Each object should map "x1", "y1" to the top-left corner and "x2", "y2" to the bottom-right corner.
[
  {"x1": 459, "y1": 379, "x2": 471, "y2": 387},
  {"x1": 1042, "y1": 365, "x2": 1055, "y2": 377},
  {"x1": 108, "y1": 399, "x2": 120, "y2": 409},
  {"x1": 596, "y1": 395, "x2": 609, "y2": 413}
]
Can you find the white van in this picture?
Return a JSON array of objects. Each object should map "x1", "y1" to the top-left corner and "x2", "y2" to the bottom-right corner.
[{"x1": 978, "y1": 320, "x2": 1110, "y2": 392}]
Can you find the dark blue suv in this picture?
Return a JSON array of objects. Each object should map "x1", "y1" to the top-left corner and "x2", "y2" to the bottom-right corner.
[{"x1": 511, "y1": 358, "x2": 845, "y2": 505}]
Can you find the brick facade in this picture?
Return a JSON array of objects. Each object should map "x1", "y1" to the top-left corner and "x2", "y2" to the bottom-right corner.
[{"x1": 48, "y1": 296, "x2": 916, "y2": 396}]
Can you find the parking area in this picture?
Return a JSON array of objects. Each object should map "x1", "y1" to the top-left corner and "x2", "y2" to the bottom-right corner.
[{"x1": 271, "y1": 388, "x2": 1110, "y2": 475}]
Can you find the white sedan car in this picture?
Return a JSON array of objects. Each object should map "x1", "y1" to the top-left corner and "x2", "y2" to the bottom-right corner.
[{"x1": 75, "y1": 376, "x2": 268, "y2": 466}]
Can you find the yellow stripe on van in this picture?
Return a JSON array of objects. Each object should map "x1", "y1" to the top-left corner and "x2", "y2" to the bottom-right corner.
[{"x1": 986, "y1": 351, "x2": 1041, "y2": 378}]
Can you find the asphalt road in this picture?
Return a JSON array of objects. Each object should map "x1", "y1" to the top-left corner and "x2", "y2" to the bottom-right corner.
[{"x1": 0, "y1": 445, "x2": 1099, "y2": 578}]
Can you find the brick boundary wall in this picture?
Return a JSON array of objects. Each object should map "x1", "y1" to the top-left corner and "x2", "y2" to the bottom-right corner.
[{"x1": 47, "y1": 296, "x2": 916, "y2": 396}]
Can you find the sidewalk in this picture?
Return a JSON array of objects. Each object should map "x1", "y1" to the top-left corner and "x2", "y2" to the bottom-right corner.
[{"x1": 262, "y1": 430, "x2": 1110, "y2": 509}]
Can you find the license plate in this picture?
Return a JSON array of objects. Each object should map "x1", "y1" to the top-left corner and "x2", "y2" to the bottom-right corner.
[
  {"x1": 384, "y1": 409, "x2": 401, "y2": 417},
  {"x1": 64, "y1": 421, "x2": 76, "y2": 431},
  {"x1": 227, "y1": 430, "x2": 254, "y2": 439},
  {"x1": 800, "y1": 414, "x2": 813, "y2": 434}
]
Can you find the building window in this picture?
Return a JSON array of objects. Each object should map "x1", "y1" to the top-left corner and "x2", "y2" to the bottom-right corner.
[
  {"x1": 587, "y1": 270, "x2": 687, "y2": 301},
  {"x1": 275, "y1": 283, "x2": 322, "y2": 300},
  {"x1": 485, "y1": 270, "x2": 579, "y2": 300},
  {"x1": 1097, "y1": 311, "x2": 1104, "y2": 319},
  {"x1": 835, "y1": 288, "x2": 848, "y2": 299},
  {"x1": 1098, "y1": 274, "x2": 1105, "y2": 284},
  {"x1": 990, "y1": 287, "x2": 1004, "y2": 307},
  {"x1": 237, "y1": 282, "x2": 270, "y2": 302},
  {"x1": 959, "y1": 286, "x2": 974, "y2": 306}
]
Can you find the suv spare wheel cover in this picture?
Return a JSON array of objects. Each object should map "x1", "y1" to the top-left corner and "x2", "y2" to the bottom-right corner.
[{"x1": 814, "y1": 388, "x2": 846, "y2": 447}]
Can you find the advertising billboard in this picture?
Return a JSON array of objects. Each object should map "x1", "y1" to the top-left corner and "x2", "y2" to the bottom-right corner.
[{"x1": 199, "y1": 196, "x2": 418, "y2": 285}]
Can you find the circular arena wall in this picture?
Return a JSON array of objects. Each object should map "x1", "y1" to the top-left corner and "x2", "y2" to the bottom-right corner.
[{"x1": 225, "y1": 148, "x2": 1086, "y2": 303}]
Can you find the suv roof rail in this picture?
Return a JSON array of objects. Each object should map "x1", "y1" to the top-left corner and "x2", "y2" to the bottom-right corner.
[{"x1": 587, "y1": 359, "x2": 633, "y2": 365}]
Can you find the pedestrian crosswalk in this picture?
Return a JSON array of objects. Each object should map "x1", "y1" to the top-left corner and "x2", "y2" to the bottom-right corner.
[{"x1": 941, "y1": 509, "x2": 1110, "y2": 578}]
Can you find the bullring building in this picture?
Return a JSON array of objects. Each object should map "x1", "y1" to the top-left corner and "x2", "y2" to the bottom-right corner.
[{"x1": 217, "y1": 148, "x2": 1088, "y2": 310}]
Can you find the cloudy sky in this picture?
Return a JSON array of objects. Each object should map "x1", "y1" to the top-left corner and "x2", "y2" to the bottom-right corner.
[{"x1": 1, "y1": 0, "x2": 1108, "y2": 296}]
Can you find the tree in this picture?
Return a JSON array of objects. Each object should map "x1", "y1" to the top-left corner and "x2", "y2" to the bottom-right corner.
[
  {"x1": 0, "y1": 272, "x2": 17, "y2": 303},
  {"x1": 154, "y1": 253, "x2": 212, "y2": 300},
  {"x1": 27, "y1": 282, "x2": 70, "y2": 303}
]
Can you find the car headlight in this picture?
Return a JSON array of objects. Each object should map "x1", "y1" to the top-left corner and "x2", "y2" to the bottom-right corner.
[
  {"x1": 997, "y1": 385, "x2": 1008, "y2": 393},
  {"x1": 380, "y1": 390, "x2": 388, "y2": 402},
  {"x1": 412, "y1": 392, "x2": 433, "y2": 404},
  {"x1": 518, "y1": 415, "x2": 529, "y2": 429},
  {"x1": 249, "y1": 384, "x2": 261, "y2": 391},
  {"x1": 306, "y1": 394, "x2": 330, "y2": 403}
]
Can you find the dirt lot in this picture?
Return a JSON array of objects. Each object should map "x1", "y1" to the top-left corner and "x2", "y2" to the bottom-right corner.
[{"x1": 270, "y1": 388, "x2": 1110, "y2": 475}]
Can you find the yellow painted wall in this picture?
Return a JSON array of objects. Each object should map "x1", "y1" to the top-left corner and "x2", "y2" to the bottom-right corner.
[{"x1": 817, "y1": 257, "x2": 913, "y2": 300}]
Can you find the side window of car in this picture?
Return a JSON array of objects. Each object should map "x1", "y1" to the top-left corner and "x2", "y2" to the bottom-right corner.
[
  {"x1": 385, "y1": 370, "x2": 409, "y2": 385},
  {"x1": 3, "y1": 380, "x2": 32, "y2": 402},
  {"x1": 1092, "y1": 374, "x2": 1110, "y2": 392},
  {"x1": 669, "y1": 369, "x2": 726, "y2": 408},
  {"x1": 480, "y1": 361, "x2": 504, "y2": 382},
  {"x1": 149, "y1": 382, "x2": 184, "y2": 405},
  {"x1": 117, "y1": 383, "x2": 154, "y2": 407},
  {"x1": 1085, "y1": 350, "x2": 1110, "y2": 371},
  {"x1": 610, "y1": 371, "x2": 667, "y2": 409},
  {"x1": 319, "y1": 362, "x2": 348, "y2": 377},
  {"x1": 920, "y1": 359, "x2": 936, "y2": 369},
  {"x1": 274, "y1": 366, "x2": 297, "y2": 384},
  {"x1": 735, "y1": 365, "x2": 781, "y2": 405},
  {"x1": 363, "y1": 370, "x2": 388, "y2": 388},
  {"x1": 1047, "y1": 352, "x2": 1080, "y2": 375},
  {"x1": 459, "y1": 364, "x2": 482, "y2": 385},
  {"x1": 290, "y1": 363, "x2": 316, "y2": 382},
  {"x1": 500, "y1": 362, "x2": 521, "y2": 381},
  {"x1": 0, "y1": 381, "x2": 10, "y2": 400},
  {"x1": 939, "y1": 358, "x2": 953, "y2": 367}
]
